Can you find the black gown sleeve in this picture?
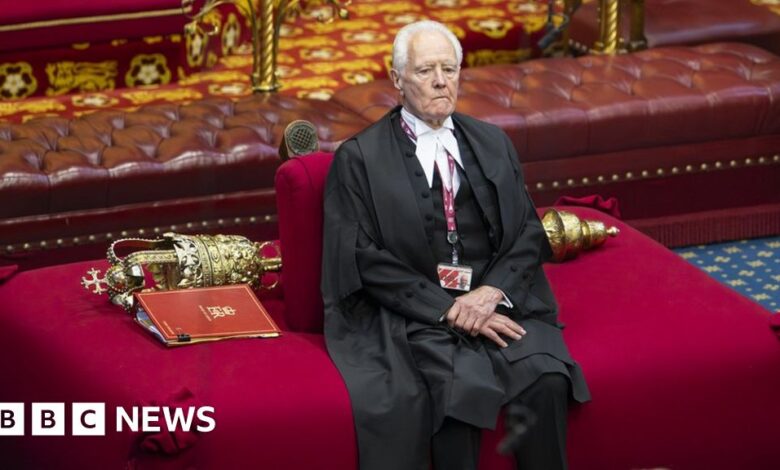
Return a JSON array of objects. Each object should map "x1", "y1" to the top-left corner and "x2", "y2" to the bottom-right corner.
[
  {"x1": 321, "y1": 140, "x2": 455, "y2": 325},
  {"x1": 479, "y1": 131, "x2": 553, "y2": 309}
]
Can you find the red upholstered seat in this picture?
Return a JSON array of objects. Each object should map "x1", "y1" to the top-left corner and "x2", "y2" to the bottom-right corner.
[
  {"x1": 0, "y1": 152, "x2": 778, "y2": 468},
  {"x1": 273, "y1": 151, "x2": 780, "y2": 469},
  {"x1": 0, "y1": 260, "x2": 356, "y2": 469},
  {"x1": 274, "y1": 151, "x2": 332, "y2": 333}
]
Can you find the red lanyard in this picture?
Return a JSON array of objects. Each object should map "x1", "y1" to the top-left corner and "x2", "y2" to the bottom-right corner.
[{"x1": 400, "y1": 116, "x2": 460, "y2": 264}]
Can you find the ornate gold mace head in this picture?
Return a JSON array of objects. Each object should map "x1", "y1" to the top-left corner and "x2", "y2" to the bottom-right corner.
[
  {"x1": 81, "y1": 233, "x2": 282, "y2": 312},
  {"x1": 541, "y1": 209, "x2": 619, "y2": 262}
]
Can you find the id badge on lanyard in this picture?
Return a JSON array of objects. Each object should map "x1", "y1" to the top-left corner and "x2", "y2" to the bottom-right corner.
[
  {"x1": 434, "y1": 153, "x2": 472, "y2": 292},
  {"x1": 437, "y1": 262, "x2": 472, "y2": 291}
]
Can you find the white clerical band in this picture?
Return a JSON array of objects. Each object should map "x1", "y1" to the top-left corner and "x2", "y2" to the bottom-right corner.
[{"x1": 400, "y1": 107, "x2": 463, "y2": 192}]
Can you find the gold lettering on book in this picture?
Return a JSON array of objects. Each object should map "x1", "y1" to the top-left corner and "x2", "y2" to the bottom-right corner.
[{"x1": 206, "y1": 305, "x2": 237, "y2": 319}]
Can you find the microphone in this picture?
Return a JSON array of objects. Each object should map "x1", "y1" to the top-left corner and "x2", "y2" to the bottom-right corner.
[{"x1": 279, "y1": 120, "x2": 319, "y2": 161}]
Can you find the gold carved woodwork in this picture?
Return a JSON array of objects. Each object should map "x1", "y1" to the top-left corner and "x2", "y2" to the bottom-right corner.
[
  {"x1": 580, "y1": 0, "x2": 647, "y2": 55},
  {"x1": 182, "y1": 0, "x2": 351, "y2": 94}
]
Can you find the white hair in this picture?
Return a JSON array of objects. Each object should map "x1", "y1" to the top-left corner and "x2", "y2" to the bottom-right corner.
[{"x1": 392, "y1": 20, "x2": 463, "y2": 73}]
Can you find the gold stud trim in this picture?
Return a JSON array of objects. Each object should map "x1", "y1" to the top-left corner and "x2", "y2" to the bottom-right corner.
[
  {"x1": 530, "y1": 154, "x2": 780, "y2": 191},
  {"x1": 0, "y1": 214, "x2": 278, "y2": 255}
]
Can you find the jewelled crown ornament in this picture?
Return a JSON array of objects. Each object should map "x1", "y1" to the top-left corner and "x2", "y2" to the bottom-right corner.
[
  {"x1": 541, "y1": 209, "x2": 620, "y2": 262},
  {"x1": 81, "y1": 233, "x2": 282, "y2": 312}
]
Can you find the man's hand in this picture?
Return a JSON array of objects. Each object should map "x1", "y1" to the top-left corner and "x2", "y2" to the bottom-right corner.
[
  {"x1": 445, "y1": 285, "x2": 504, "y2": 335},
  {"x1": 478, "y1": 314, "x2": 525, "y2": 348}
]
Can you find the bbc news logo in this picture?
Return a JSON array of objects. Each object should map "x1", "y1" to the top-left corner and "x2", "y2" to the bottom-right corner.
[{"x1": 0, "y1": 403, "x2": 216, "y2": 436}]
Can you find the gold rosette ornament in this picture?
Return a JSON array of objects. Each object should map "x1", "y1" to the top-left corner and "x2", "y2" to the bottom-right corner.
[
  {"x1": 81, "y1": 233, "x2": 281, "y2": 312},
  {"x1": 542, "y1": 209, "x2": 620, "y2": 262}
]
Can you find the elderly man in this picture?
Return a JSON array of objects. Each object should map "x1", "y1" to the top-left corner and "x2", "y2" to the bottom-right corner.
[{"x1": 321, "y1": 20, "x2": 590, "y2": 470}]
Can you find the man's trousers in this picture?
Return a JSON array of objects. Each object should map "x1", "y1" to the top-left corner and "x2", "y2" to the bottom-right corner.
[{"x1": 431, "y1": 373, "x2": 571, "y2": 470}]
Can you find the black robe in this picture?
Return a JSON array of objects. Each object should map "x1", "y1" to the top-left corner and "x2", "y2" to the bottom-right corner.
[{"x1": 321, "y1": 106, "x2": 590, "y2": 470}]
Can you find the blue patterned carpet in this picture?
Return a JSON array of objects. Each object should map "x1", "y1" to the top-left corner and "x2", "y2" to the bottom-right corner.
[{"x1": 675, "y1": 237, "x2": 780, "y2": 314}]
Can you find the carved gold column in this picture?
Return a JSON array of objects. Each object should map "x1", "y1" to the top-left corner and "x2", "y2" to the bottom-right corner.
[
  {"x1": 594, "y1": 0, "x2": 620, "y2": 55},
  {"x1": 184, "y1": 0, "x2": 349, "y2": 94},
  {"x1": 255, "y1": 0, "x2": 279, "y2": 92}
]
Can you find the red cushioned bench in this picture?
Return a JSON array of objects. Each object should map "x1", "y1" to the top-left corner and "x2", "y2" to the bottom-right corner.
[
  {"x1": 3, "y1": 43, "x2": 779, "y2": 272},
  {"x1": 331, "y1": 43, "x2": 780, "y2": 247},
  {"x1": 569, "y1": 0, "x2": 780, "y2": 56},
  {"x1": 0, "y1": 95, "x2": 368, "y2": 270},
  {"x1": 1, "y1": 151, "x2": 778, "y2": 469}
]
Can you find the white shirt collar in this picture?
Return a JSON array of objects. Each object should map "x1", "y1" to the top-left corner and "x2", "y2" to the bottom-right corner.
[
  {"x1": 400, "y1": 107, "x2": 462, "y2": 190},
  {"x1": 400, "y1": 107, "x2": 455, "y2": 137}
]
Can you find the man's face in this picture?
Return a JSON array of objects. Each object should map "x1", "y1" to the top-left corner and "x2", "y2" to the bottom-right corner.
[{"x1": 391, "y1": 31, "x2": 460, "y2": 128}]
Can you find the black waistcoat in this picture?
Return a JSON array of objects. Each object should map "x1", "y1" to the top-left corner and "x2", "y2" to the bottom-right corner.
[{"x1": 394, "y1": 117, "x2": 499, "y2": 288}]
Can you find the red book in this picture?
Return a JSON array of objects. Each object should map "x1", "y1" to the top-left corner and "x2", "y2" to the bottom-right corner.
[{"x1": 134, "y1": 285, "x2": 281, "y2": 346}]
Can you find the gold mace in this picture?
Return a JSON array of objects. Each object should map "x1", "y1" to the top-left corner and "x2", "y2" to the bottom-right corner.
[
  {"x1": 81, "y1": 233, "x2": 282, "y2": 312},
  {"x1": 542, "y1": 208, "x2": 620, "y2": 262}
]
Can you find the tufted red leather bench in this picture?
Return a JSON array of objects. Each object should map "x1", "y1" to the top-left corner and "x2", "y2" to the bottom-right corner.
[
  {"x1": 0, "y1": 95, "x2": 368, "y2": 268},
  {"x1": 333, "y1": 42, "x2": 780, "y2": 247},
  {"x1": 569, "y1": 0, "x2": 780, "y2": 56},
  {"x1": 3, "y1": 42, "x2": 779, "y2": 269}
]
